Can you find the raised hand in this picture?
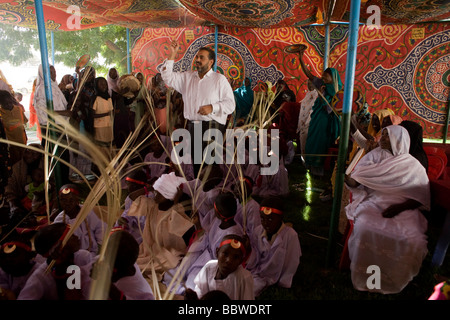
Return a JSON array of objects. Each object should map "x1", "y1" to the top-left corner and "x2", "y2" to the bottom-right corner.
[{"x1": 169, "y1": 40, "x2": 180, "y2": 60}]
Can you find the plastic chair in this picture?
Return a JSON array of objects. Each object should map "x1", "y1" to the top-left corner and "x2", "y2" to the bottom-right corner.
[
  {"x1": 324, "y1": 147, "x2": 339, "y2": 172},
  {"x1": 339, "y1": 219, "x2": 354, "y2": 271},
  {"x1": 424, "y1": 146, "x2": 447, "y2": 180},
  {"x1": 431, "y1": 209, "x2": 450, "y2": 268}
]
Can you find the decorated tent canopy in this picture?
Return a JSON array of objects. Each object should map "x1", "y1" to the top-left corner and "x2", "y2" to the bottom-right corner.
[{"x1": 0, "y1": 0, "x2": 449, "y2": 30}]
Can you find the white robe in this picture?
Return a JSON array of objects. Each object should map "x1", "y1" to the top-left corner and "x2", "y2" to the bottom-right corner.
[
  {"x1": 235, "y1": 198, "x2": 261, "y2": 238},
  {"x1": 116, "y1": 195, "x2": 147, "y2": 244},
  {"x1": 252, "y1": 158, "x2": 289, "y2": 198},
  {"x1": 81, "y1": 262, "x2": 155, "y2": 300},
  {"x1": 246, "y1": 223, "x2": 301, "y2": 297},
  {"x1": 0, "y1": 259, "x2": 43, "y2": 298},
  {"x1": 194, "y1": 260, "x2": 255, "y2": 300},
  {"x1": 144, "y1": 151, "x2": 169, "y2": 182},
  {"x1": 163, "y1": 206, "x2": 244, "y2": 294},
  {"x1": 17, "y1": 250, "x2": 92, "y2": 300},
  {"x1": 53, "y1": 206, "x2": 107, "y2": 256},
  {"x1": 33, "y1": 64, "x2": 68, "y2": 126},
  {"x1": 297, "y1": 90, "x2": 318, "y2": 156},
  {"x1": 345, "y1": 125, "x2": 430, "y2": 294}
]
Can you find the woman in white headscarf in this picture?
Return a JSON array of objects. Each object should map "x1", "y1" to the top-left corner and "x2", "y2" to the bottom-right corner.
[
  {"x1": 344, "y1": 125, "x2": 430, "y2": 294},
  {"x1": 33, "y1": 64, "x2": 70, "y2": 131},
  {"x1": 33, "y1": 64, "x2": 72, "y2": 184}
]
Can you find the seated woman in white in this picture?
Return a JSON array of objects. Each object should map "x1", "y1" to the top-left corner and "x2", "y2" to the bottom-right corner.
[{"x1": 344, "y1": 125, "x2": 430, "y2": 294}]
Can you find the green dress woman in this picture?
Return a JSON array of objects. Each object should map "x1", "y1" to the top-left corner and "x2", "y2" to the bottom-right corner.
[{"x1": 304, "y1": 68, "x2": 343, "y2": 177}]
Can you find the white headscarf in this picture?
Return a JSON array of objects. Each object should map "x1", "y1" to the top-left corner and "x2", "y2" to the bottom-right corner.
[
  {"x1": 351, "y1": 125, "x2": 430, "y2": 209},
  {"x1": 153, "y1": 172, "x2": 187, "y2": 201},
  {"x1": 107, "y1": 68, "x2": 120, "y2": 96},
  {"x1": 33, "y1": 64, "x2": 68, "y2": 125}
]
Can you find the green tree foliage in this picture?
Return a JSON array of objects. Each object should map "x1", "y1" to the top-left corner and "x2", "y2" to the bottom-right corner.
[
  {"x1": 51, "y1": 25, "x2": 129, "y2": 77},
  {"x1": 0, "y1": 24, "x2": 39, "y2": 66},
  {"x1": 0, "y1": 24, "x2": 129, "y2": 77}
]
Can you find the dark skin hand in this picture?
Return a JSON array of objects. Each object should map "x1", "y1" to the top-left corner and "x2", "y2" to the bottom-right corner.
[
  {"x1": 344, "y1": 176, "x2": 422, "y2": 218},
  {"x1": 382, "y1": 199, "x2": 421, "y2": 218},
  {"x1": 344, "y1": 174, "x2": 360, "y2": 188}
]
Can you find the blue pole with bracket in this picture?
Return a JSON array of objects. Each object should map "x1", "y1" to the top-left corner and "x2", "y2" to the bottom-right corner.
[
  {"x1": 127, "y1": 28, "x2": 131, "y2": 73},
  {"x1": 326, "y1": 0, "x2": 361, "y2": 268},
  {"x1": 214, "y1": 25, "x2": 218, "y2": 72},
  {"x1": 324, "y1": 23, "x2": 330, "y2": 70},
  {"x1": 51, "y1": 30, "x2": 55, "y2": 66},
  {"x1": 34, "y1": 0, "x2": 63, "y2": 198}
]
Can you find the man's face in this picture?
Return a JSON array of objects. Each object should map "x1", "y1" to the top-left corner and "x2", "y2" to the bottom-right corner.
[
  {"x1": 194, "y1": 49, "x2": 214, "y2": 75},
  {"x1": 59, "y1": 192, "x2": 79, "y2": 213}
]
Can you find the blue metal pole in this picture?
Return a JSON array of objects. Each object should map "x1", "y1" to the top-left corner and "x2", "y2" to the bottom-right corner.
[
  {"x1": 309, "y1": 22, "x2": 364, "y2": 26},
  {"x1": 34, "y1": 0, "x2": 53, "y2": 112},
  {"x1": 214, "y1": 25, "x2": 218, "y2": 72},
  {"x1": 34, "y1": 0, "x2": 63, "y2": 202},
  {"x1": 324, "y1": 23, "x2": 330, "y2": 70},
  {"x1": 444, "y1": 92, "x2": 450, "y2": 143},
  {"x1": 126, "y1": 28, "x2": 131, "y2": 73},
  {"x1": 51, "y1": 30, "x2": 55, "y2": 66},
  {"x1": 326, "y1": 0, "x2": 361, "y2": 268}
]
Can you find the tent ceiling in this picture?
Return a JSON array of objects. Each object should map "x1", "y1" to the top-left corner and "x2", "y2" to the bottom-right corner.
[{"x1": 0, "y1": 0, "x2": 449, "y2": 30}]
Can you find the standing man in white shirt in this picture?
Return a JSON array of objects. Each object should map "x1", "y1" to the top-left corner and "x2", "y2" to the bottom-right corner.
[{"x1": 160, "y1": 40, "x2": 235, "y2": 177}]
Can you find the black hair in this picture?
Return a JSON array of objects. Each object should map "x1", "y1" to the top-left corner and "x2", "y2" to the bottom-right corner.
[
  {"x1": 218, "y1": 234, "x2": 250, "y2": 260},
  {"x1": 33, "y1": 223, "x2": 69, "y2": 256},
  {"x1": 126, "y1": 168, "x2": 148, "y2": 184},
  {"x1": 214, "y1": 192, "x2": 237, "y2": 218},
  {"x1": 260, "y1": 196, "x2": 284, "y2": 213},
  {"x1": 201, "y1": 164, "x2": 223, "y2": 192},
  {"x1": 0, "y1": 90, "x2": 18, "y2": 108},
  {"x1": 200, "y1": 290, "x2": 231, "y2": 301},
  {"x1": 94, "y1": 77, "x2": 110, "y2": 100},
  {"x1": 110, "y1": 230, "x2": 139, "y2": 270},
  {"x1": 198, "y1": 46, "x2": 216, "y2": 65}
]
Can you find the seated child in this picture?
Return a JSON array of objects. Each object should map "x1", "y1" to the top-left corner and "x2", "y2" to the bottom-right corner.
[
  {"x1": 115, "y1": 168, "x2": 151, "y2": 244},
  {"x1": 181, "y1": 164, "x2": 226, "y2": 218},
  {"x1": 18, "y1": 223, "x2": 93, "y2": 300},
  {"x1": 127, "y1": 172, "x2": 194, "y2": 282},
  {"x1": 251, "y1": 153, "x2": 290, "y2": 203},
  {"x1": 233, "y1": 176, "x2": 261, "y2": 237},
  {"x1": 82, "y1": 228, "x2": 155, "y2": 300},
  {"x1": 164, "y1": 192, "x2": 244, "y2": 295},
  {"x1": 52, "y1": 184, "x2": 107, "y2": 256},
  {"x1": 246, "y1": 196, "x2": 301, "y2": 297},
  {"x1": 0, "y1": 230, "x2": 43, "y2": 300},
  {"x1": 21, "y1": 167, "x2": 48, "y2": 214},
  {"x1": 187, "y1": 234, "x2": 254, "y2": 300},
  {"x1": 144, "y1": 135, "x2": 170, "y2": 185}
]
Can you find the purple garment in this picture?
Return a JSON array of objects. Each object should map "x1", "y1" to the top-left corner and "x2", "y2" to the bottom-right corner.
[
  {"x1": 81, "y1": 262, "x2": 155, "y2": 300},
  {"x1": 17, "y1": 250, "x2": 93, "y2": 300},
  {"x1": 115, "y1": 195, "x2": 148, "y2": 244},
  {"x1": 164, "y1": 210, "x2": 244, "y2": 294},
  {"x1": 246, "y1": 223, "x2": 301, "y2": 297},
  {"x1": 53, "y1": 206, "x2": 107, "y2": 255},
  {"x1": 0, "y1": 260, "x2": 42, "y2": 298},
  {"x1": 235, "y1": 198, "x2": 261, "y2": 237},
  {"x1": 144, "y1": 151, "x2": 169, "y2": 181}
]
